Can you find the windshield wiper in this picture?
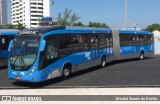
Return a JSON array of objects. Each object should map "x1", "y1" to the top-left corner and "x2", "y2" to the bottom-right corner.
[
  {"x1": 11, "y1": 55, "x2": 28, "y2": 70},
  {"x1": 11, "y1": 45, "x2": 27, "y2": 70},
  {"x1": 13, "y1": 56, "x2": 19, "y2": 65}
]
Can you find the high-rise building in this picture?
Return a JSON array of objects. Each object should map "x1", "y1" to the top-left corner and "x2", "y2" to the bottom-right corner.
[
  {"x1": 0, "y1": 0, "x2": 8, "y2": 25},
  {"x1": 11, "y1": 0, "x2": 52, "y2": 28}
]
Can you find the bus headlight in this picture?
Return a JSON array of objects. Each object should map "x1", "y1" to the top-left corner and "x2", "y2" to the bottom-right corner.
[{"x1": 28, "y1": 66, "x2": 37, "y2": 76}]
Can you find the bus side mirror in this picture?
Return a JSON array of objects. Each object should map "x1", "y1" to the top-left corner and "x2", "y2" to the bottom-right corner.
[
  {"x1": 8, "y1": 40, "x2": 13, "y2": 52},
  {"x1": 40, "y1": 39, "x2": 46, "y2": 52}
]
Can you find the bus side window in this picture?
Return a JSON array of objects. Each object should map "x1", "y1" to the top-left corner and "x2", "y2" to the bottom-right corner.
[
  {"x1": 0, "y1": 36, "x2": 2, "y2": 58},
  {"x1": 98, "y1": 34, "x2": 107, "y2": 48},
  {"x1": 109, "y1": 34, "x2": 113, "y2": 47},
  {"x1": 0, "y1": 36, "x2": 8, "y2": 58},
  {"x1": 106, "y1": 35, "x2": 109, "y2": 48},
  {"x1": 59, "y1": 35, "x2": 72, "y2": 57},
  {"x1": 39, "y1": 35, "x2": 58, "y2": 70},
  {"x1": 83, "y1": 35, "x2": 88, "y2": 50},
  {"x1": 120, "y1": 34, "x2": 125, "y2": 46},
  {"x1": 148, "y1": 34, "x2": 153, "y2": 45},
  {"x1": 90, "y1": 35, "x2": 96, "y2": 50},
  {"x1": 72, "y1": 34, "x2": 84, "y2": 51},
  {"x1": 2, "y1": 36, "x2": 7, "y2": 50},
  {"x1": 46, "y1": 44, "x2": 57, "y2": 60},
  {"x1": 124, "y1": 35, "x2": 133, "y2": 46},
  {"x1": 139, "y1": 35, "x2": 145, "y2": 45}
]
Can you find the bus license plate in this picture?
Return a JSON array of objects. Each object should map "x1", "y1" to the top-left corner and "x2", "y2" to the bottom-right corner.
[{"x1": 16, "y1": 76, "x2": 21, "y2": 80}]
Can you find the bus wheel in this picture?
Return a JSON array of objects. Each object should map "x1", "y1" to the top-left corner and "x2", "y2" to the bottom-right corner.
[
  {"x1": 62, "y1": 66, "x2": 71, "y2": 79},
  {"x1": 100, "y1": 57, "x2": 106, "y2": 68},
  {"x1": 139, "y1": 52, "x2": 144, "y2": 60}
]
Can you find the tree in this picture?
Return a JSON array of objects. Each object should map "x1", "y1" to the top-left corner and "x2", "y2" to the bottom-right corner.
[
  {"x1": 17, "y1": 23, "x2": 25, "y2": 30},
  {"x1": 0, "y1": 24, "x2": 25, "y2": 30},
  {"x1": 145, "y1": 24, "x2": 160, "y2": 32},
  {"x1": 1, "y1": 24, "x2": 13, "y2": 29},
  {"x1": 57, "y1": 8, "x2": 80, "y2": 26},
  {"x1": 88, "y1": 22, "x2": 109, "y2": 28},
  {"x1": 73, "y1": 22, "x2": 84, "y2": 26},
  {"x1": 70, "y1": 13, "x2": 80, "y2": 25}
]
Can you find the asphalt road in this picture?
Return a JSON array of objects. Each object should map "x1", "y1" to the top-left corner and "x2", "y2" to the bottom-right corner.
[{"x1": 0, "y1": 55, "x2": 160, "y2": 89}]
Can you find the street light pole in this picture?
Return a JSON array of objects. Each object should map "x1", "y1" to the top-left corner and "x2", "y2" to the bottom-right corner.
[{"x1": 124, "y1": 0, "x2": 127, "y2": 30}]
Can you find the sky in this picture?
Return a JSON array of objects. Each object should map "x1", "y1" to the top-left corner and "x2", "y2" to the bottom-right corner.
[{"x1": 7, "y1": 0, "x2": 160, "y2": 29}]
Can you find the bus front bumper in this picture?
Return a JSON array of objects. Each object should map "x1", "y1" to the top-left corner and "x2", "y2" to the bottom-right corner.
[{"x1": 8, "y1": 70, "x2": 42, "y2": 83}]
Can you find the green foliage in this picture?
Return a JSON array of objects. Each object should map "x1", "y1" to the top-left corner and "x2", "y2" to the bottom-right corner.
[
  {"x1": 52, "y1": 8, "x2": 111, "y2": 28},
  {"x1": 73, "y1": 22, "x2": 84, "y2": 26},
  {"x1": 88, "y1": 22, "x2": 109, "y2": 28},
  {"x1": 144, "y1": 24, "x2": 160, "y2": 32},
  {"x1": 0, "y1": 24, "x2": 13, "y2": 29},
  {"x1": 0, "y1": 23, "x2": 25, "y2": 30},
  {"x1": 57, "y1": 8, "x2": 80, "y2": 26},
  {"x1": 17, "y1": 23, "x2": 25, "y2": 30}
]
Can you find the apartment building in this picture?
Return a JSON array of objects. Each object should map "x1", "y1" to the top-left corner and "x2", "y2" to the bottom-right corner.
[
  {"x1": 11, "y1": 0, "x2": 51, "y2": 28},
  {"x1": 0, "y1": 0, "x2": 7, "y2": 25}
]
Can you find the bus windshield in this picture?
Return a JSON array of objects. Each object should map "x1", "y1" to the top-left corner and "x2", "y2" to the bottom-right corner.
[{"x1": 9, "y1": 35, "x2": 41, "y2": 70}]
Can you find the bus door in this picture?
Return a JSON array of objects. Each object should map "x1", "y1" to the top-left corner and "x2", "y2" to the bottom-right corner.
[
  {"x1": 90, "y1": 35, "x2": 99, "y2": 59},
  {"x1": 106, "y1": 34, "x2": 113, "y2": 57},
  {"x1": 134, "y1": 35, "x2": 139, "y2": 53}
]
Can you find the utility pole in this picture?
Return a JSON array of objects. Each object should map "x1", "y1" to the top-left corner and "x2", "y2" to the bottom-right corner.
[{"x1": 124, "y1": 0, "x2": 127, "y2": 30}]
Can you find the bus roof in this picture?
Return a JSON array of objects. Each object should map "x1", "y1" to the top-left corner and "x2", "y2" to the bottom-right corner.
[
  {"x1": 65, "y1": 26, "x2": 110, "y2": 30},
  {"x1": 20, "y1": 26, "x2": 66, "y2": 35},
  {"x1": 0, "y1": 29, "x2": 20, "y2": 35},
  {"x1": 19, "y1": 26, "x2": 152, "y2": 36},
  {"x1": 20, "y1": 26, "x2": 111, "y2": 35},
  {"x1": 0, "y1": 29, "x2": 19, "y2": 31},
  {"x1": 119, "y1": 30, "x2": 152, "y2": 35}
]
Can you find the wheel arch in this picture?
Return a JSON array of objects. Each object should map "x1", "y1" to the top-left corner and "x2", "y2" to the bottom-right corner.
[
  {"x1": 100, "y1": 55, "x2": 107, "y2": 61},
  {"x1": 62, "y1": 61, "x2": 72, "y2": 72},
  {"x1": 140, "y1": 50, "x2": 144, "y2": 54}
]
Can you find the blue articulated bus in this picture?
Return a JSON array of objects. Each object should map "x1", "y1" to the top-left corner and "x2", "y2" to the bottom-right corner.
[
  {"x1": 8, "y1": 26, "x2": 154, "y2": 82},
  {"x1": 0, "y1": 29, "x2": 19, "y2": 67}
]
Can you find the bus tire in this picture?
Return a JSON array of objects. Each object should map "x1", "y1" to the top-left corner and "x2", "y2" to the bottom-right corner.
[
  {"x1": 62, "y1": 66, "x2": 71, "y2": 79},
  {"x1": 100, "y1": 57, "x2": 106, "y2": 68},
  {"x1": 139, "y1": 52, "x2": 144, "y2": 60}
]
